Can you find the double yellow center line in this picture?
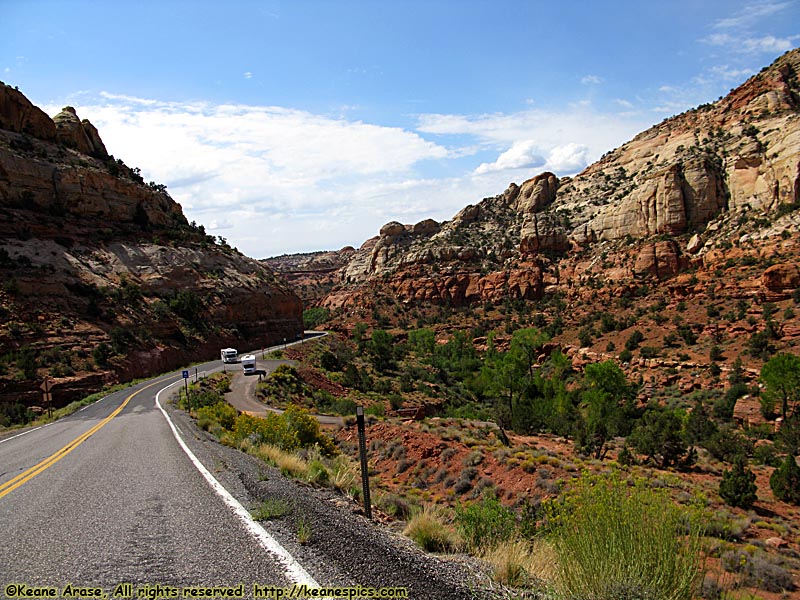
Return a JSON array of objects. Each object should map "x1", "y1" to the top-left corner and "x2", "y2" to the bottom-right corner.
[{"x1": 0, "y1": 377, "x2": 169, "y2": 500}]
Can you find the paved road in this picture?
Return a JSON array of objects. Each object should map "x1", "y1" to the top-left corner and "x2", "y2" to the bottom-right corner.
[
  {"x1": 0, "y1": 361, "x2": 314, "y2": 593},
  {"x1": 225, "y1": 363, "x2": 345, "y2": 427},
  {"x1": 0, "y1": 332, "x2": 495, "y2": 599}
]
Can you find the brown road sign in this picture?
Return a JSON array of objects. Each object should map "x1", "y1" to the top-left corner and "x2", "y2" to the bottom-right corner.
[
  {"x1": 42, "y1": 392, "x2": 52, "y2": 403},
  {"x1": 40, "y1": 377, "x2": 53, "y2": 393}
]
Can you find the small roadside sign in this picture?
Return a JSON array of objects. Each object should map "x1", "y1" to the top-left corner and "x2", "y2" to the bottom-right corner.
[
  {"x1": 41, "y1": 378, "x2": 54, "y2": 418},
  {"x1": 182, "y1": 370, "x2": 189, "y2": 379}
]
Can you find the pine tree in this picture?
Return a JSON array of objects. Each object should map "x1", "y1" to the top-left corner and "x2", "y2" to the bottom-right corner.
[
  {"x1": 719, "y1": 455, "x2": 758, "y2": 509},
  {"x1": 770, "y1": 454, "x2": 800, "y2": 505}
]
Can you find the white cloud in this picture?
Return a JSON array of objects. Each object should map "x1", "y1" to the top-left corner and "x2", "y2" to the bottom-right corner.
[
  {"x1": 243, "y1": 72, "x2": 253, "y2": 79},
  {"x1": 545, "y1": 143, "x2": 590, "y2": 173},
  {"x1": 713, "y1": 1, "x2": 790, "y2": 29},
  {"x1": 708, "y1": 64, "x2": 757, "y2": 81},
  {"x1": 474, "y1": 140, "x2": 544, "y2": 174},
  {"x1": 741, "y1": 34, "x2": 798, "y2": 53},
  {"x1": 581, "y1": 75, "x2": 603, "y2": 85},
  {"x1": 417, "y1": 108, "x2": 647, "y2": 171},
  {"x1": 55, "y1": 93, "x2": 451, "y2": 257},
  {"x1": 703, "y1": 32, "x2": 797, "y2": 53},
  {"x1": 43, "y1": 93, "x2": 650, "y2": 257},
  {"x1": 702, "y1": 33, "x2": 734, "y2": 46}
]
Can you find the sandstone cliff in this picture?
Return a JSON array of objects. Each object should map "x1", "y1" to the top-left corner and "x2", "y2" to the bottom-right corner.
[
  {"x1": 308, "y1": 49, "x2": 800, "y2": 311},
  {"x1": 0, "y1": 82, "x2": 302, "y2": 409}
]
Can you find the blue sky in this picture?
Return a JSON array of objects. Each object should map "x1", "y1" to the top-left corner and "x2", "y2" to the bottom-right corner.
[{"x1": 2, "y1": 1, "x2": 799, "y2": 257}]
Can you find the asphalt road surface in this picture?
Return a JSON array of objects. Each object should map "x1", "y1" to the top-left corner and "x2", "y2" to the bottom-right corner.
[
  {"x1": 0, "y1": 337, "x2": 496, "y2": 599},
  {"x1": 0, "y1": 363, "x2": 313, "y2": 593}
]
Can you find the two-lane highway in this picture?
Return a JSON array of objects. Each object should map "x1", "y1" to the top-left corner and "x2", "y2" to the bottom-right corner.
[{"x1": 0, "y1": 360, "x2": 316, "y2": 592}]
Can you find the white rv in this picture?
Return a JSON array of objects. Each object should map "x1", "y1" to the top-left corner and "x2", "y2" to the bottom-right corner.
[
  {"x1": 220, "y1": 348, "x2": 238, "y2": 363},
  {"x1": 241, "y1": 354, "x2": 257, "y2": 375}
]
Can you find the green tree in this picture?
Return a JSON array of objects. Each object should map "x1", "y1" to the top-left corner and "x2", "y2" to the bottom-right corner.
[
  {"x1": 629, "y1": 408, "x2": 688, "y2": 468},
  {"x1": 760, "y1": 353, "x2": 800, "y2": 420},
  {"x1": 684, "y1": 400, "x2": 718, "y2": 446},
  {"x1": 352, "y1": 322, "x2": 368, "y2": 352},
  {"x1": 770, "y1": 454, "x2": 800, "y2": 504},
  {"x1": 367, "y1": 329, "x2": 395, "y2": 372},
  {"x1": 16, "y1": 346, "x2": 38, "y2": 380},
  {"x1": 169, "y1": 289, "x2": 202, "y2": 320},
  {"x1": 480, "y1": 328, "x2": 550, "y2": 431},
  {"x1": 408, "y1": 328, "x2": 435, "y2": 356},
  {"x1": 302, "y1": 307, "x2": 330, "y2": 329},
  {"x1": 508, "y1": 328, "x2": 550, "y2": 381},
  {"x1": 92, "y1": 343, "x2": 112, "y2": 368},
  {"x1": 719, "y1": 455, "x2": 758, "y2": 509},
  {"x1": 579, "y1": 360, "x2": 635, "y2": 459},
  {"x1": 625, "y1": 330, "x2": 644, "y2": 351}
]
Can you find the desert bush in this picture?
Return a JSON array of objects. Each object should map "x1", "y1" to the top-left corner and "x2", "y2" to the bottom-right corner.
[
  {"x1": 721, "y1": 549, "x2": 795, "y2": 592},
  {"x1": 455, "y1": 497, "x2": 516, "y2": 552},
  {"x1": 404, "y1": 507, "x2": 460, "y2": 553},
  {"x1": 378, "y1": 493, "x2": 414, "y2": 519},
  {"x1": 0, "y1": 402, "x2": 34, "y2": 427},
  {"x1": 196, "y1": 402, "x2": 237, "y2": 431},
  {"x1": 306, "y1": 458, "x2": 330, "y2": 485},
  {"x1": 704, "y1": 509, "x2": 750, "y2": 541},
  {"x1": 549, "y1": 472, "x2": 703, "y2": 600}
]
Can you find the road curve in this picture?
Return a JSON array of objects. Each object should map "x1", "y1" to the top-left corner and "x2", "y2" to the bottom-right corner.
[
  {"x1": 0, "y1": 366, "x2": 313, "y2": 592},
  {"x1": 0, "y1": 338, "x2": 495, "y2": 599}
]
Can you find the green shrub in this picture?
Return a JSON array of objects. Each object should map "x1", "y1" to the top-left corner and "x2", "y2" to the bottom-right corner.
[
  {"x1": 17, "y1": 346, "x2": 38, "y2": 379},
  {"x1": 196, "y1": 402, "x2": 237, "y2": 431},
  {"x1": 92, "y1": 343, "x2": 112, "y2": 368},
  {"x1": 625, "y1": 330, "x2": 644, "y2": 351},
  {"x1": 549, "y1": 472, "x2": 703, "y2": 600},
  {"x1": 455, "y1": 497, "x2": 516, "y2": 553},
  {"x1": 303, "y1": 307, "x2": 330, "y2": 329}
]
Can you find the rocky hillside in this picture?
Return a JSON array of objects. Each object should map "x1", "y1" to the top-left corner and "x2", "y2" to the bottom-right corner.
[
  {"x1": 312, "y1": 49, "x2": 799, "y2": 312},
  {"x1": 0, "y1": 83, "x2": 302, "y2": 413},
  {"x1": 263, "y1": 247, "x2": 356, "y2": 307}
]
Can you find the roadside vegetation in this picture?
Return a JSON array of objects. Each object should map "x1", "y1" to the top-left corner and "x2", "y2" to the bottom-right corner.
[
  {"x1": 179, "y1": 372, "x2": 359, "y2": 496},
  {"x1": 273, "y1": 302, "x2": 800, "y2": 598}
]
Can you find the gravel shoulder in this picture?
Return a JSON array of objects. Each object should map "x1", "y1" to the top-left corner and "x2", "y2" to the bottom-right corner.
[{"x1": 164, "y1": 389, "x2": 504, "y2": 600}]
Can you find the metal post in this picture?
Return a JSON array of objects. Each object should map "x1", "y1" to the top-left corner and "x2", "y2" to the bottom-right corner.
[
  {"x1": 194, "y1": 367, "x2": 198, "y2": 383},
  {"x1": 184, "y1": 377, "x2": 189, "y2": 409},
  {"x1": 356, "y1": 406, "x2": 372, "y2": 520}
]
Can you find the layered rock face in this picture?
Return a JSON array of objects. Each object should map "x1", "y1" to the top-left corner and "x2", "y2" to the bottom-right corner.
[
  {"x1": 53, "y1": 106, "x2": 109, "y2": 159},
  {"x1": 312, "y1": 49, "x2": 800, "y2": 309},
  {"x1": 0, "y1": 83, "x2": 302, "y2": 406}
]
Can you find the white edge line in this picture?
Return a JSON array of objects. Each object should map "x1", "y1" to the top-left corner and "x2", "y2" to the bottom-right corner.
[
  {"x1": 154, "y1": 380, "x2": 319, "y2": 587},
  {"x1": 0, "y1": 425, "x2": 43, "y2": 445}
]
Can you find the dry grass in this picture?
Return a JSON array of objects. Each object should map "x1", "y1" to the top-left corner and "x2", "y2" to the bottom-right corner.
[
  {"x1": 481, "y1": 538, "x2": 558, "y2": 589},
  {"x1": 403, "y1": 506, "x2": 461, "y2": 553},
  {"x1": 255, "y1": 443, "x2": 309, "y2": 478}
]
